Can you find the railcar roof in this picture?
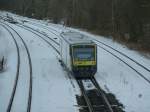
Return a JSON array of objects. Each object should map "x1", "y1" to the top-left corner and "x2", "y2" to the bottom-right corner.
[{"x1": 61, "y1": 32, "x2": 94, "y2": 44}]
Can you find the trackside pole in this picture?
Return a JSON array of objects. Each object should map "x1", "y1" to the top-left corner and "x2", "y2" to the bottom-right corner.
[
  {"x1": 2, "y1": 56, "x2": 4, "y2": 70},
  {"x1": 0, "y1": 56, "x2": 4, "y2": 71}
]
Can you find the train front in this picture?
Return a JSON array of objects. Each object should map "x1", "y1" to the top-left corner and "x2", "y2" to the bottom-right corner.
[{"x1": 71, "y1": 44, "x2": 97, "y2": 78}]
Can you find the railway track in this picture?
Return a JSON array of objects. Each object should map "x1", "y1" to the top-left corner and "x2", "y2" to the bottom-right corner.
[
  {"x1": 26, "y1": 22, "x2": 149, "y2": 72},
  {"x1": 1, "y1": 16, "x2": 125, "y2": 112},
  {"x1": 21, "y1": 23, "x2": 60, "y2": 46},
  {"x1": 15, "y1": 24, "x2": 60, "y2": 54},
  {"x1": 23, "y1": 22, "x2": 150, "y2": 84},
  {"x1": 36, "y1": 24, "x2": 150, "y2": 84},
  {"x1": 77, "y1": 77, "x2": 118, "y2": 112},
  {"x1": 26, "y1": 21, "x2": 61, "y2": 37},
  {"x1": 38, "y1": 23, "x2": 150, "y2": 74},
  {"x1": 0, "y1": 24, "x2": 21, "y2": 112},
  {"x1": 0, "y1": 15, "x2": 60, "y2": 54},
  {"x1": 93, "y1": 39, "x2": 150, "y2": 73},
  {"x1": 0, "y1": 22, "x2": 33, "y2": 112},
  {"x1": 97, "y1": 44, "x2": 150, "y2": 84},
  {"x1": 21, "y1": 21, "x2": 65, "y2": 41},
  {"x1": 1, "y1": 15, "x2": 150, "y2": 76}
]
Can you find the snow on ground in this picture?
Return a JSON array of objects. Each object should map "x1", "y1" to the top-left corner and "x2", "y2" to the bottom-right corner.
[
  {"x1": 96, "y1": 47, "x2": 150, "y2": 112},
  {"x1": 22, "y1": 22, "x2": 60, "y2": 46},
  {"x1": 19, "y1": 18, "x2": 150, "y2": 111},
  {"x1": 3, "y1": 23, "x2": 30, "y2": 112},
  {"x1": 8, "y1": 23, "x2": 80, "y2": 112},
  {"x1": 0, "y1": 12, "x2": 80, "y2": 112},
  {"x1": 49, "y1": 24, "x2": 150, "y2": 112},
  {"x1": 0, "y1": 25, "x2": 18, "y2": 111},
  {"x1": 0, "y1": 25, "x2": 11, "y2": 59},
  {"x1": 0, "y1": 11, "x2": 150, "y2": 112},
  {"x1": 70, "y1": 28, "x2": 150, "y2": 68}
]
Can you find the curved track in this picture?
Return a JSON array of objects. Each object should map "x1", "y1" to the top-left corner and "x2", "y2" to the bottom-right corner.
[
  {"x1": 24, "y1": 22, "x2": 150, "y2": 84},
  {"x1": 27, "y1": 21, "x2": 60, "y2": 35},
  {"x1": 0, "y1": 22, "x2": 33, "y2": 112},
  {"x1": 21, "y1": 23, "x2": 60, "y2": 45},
  {"x1": 98, "y1": 44, "x2": 150, "y2": 84},
  {"x1": 1, "y1": 15, "x2": 150, "y2": 75},
  {"x1": 1, "y1": 16, "x2": 126, "y2": 112},
  {"x1": 93, "y1": 39, "x2": 150, "y2": 73},
  {"x1": 15, "y1": 24, "x2": 60, "y2": 54},
  {"x1": 0, "y1": 24, "x2": 20, "y2": 112},
  {"x1": 27, "y1": 22, "x2": 60, "y2": 37},
  {"x1": 26, "y1": 21, "x2": 150, "y2": 73}
]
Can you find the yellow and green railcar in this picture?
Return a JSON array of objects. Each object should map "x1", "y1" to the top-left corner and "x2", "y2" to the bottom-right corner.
[{"x1": 60, "y1": 32, "x2": 97, "y2": 78}]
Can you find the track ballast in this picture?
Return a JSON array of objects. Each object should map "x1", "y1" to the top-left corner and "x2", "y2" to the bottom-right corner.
[{"x1": 76, "y1": 77, "x2": 124, "y2": 112}]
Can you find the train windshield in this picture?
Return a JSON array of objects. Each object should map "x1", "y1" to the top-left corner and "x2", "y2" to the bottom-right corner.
[{"x1": 73, "y1": 46, "x2": 95, "y2": 61}]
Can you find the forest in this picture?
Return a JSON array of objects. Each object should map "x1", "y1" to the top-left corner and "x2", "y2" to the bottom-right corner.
[{"x1": 1, "y1": 0, "x2": 150, "y2": 51}]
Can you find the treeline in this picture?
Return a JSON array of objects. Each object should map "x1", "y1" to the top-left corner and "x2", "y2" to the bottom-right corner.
[{"x1": 1, "y1": 0, "x2": 150, "y2": 51}]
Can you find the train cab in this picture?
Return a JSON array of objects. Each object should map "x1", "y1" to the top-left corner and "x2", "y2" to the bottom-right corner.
[{"x1": 60, "y1": 32, "x2": 97, "y2": 78}]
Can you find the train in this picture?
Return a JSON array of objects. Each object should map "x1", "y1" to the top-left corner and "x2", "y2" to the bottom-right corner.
[{"x1": 60, "y1": 31, "x2": 97, "y2": 78}]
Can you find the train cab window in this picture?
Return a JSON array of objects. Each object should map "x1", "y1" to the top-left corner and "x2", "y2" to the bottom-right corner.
[{"x1": 72, "y1": 46, "x2": 95, "y2": 61}]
